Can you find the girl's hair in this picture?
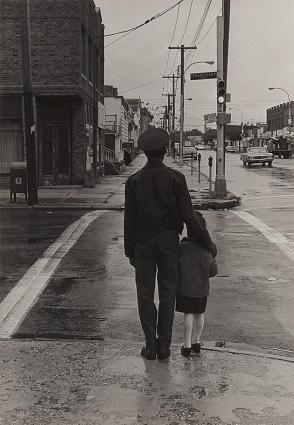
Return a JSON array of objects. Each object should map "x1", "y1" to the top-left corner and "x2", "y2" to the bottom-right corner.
[{"x1": 187, "y1": 211, "x2": 207, "y2": 239}]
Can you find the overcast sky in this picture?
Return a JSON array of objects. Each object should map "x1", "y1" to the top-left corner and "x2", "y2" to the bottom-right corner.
[{"x1": 96, "y1": 0, "x2": 294, "y2": 131}]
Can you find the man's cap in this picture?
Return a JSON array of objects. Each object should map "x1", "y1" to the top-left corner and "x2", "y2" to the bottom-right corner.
[{"x1": 137, "y1": 128, "x2": 169, "y2": 152}]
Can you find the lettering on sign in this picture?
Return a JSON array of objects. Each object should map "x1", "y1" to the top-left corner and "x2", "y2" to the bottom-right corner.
[
  {"x1": 15, "y1": 177, "x2": 22, "y2": 185},
  {"x1": 190, "y1": 71, "x2": 217, "y2": 80}
]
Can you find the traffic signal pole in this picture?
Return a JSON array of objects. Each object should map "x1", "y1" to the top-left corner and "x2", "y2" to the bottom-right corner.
[{"x1": 215, "y1": 0, "x2": 230, "y2": 197}]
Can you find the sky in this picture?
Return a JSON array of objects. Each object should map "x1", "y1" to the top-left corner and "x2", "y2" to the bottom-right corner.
[{"x1": 95, "y1": 0, "x2": 294, "y2": 132}]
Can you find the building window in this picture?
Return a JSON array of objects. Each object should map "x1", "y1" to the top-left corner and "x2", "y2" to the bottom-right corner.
[
  {"x1": 81, "y1": 25, "x2": 86, "y2": 76},
  {"x1": 88, "y1": 36, "x2": 93, "y2": 82}
]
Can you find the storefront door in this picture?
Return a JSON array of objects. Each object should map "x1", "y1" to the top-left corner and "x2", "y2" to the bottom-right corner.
[{"x1": 40, "y1": 124, "x2": 71, "y2": 185}]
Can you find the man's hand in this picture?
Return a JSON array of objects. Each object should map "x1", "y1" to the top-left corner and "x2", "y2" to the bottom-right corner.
[{"x1": 129, "y1": 257, "x2": 135, "y2": 267}]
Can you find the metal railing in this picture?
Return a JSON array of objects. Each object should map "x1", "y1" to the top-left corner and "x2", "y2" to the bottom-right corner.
[{"x1": 104, "y1": 147, "x2": 119, "y2": 174}]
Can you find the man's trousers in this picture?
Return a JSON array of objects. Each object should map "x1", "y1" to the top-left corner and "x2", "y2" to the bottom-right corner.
[{"x1": 134, "y1": 229, "x2": 179, "y2": 350}]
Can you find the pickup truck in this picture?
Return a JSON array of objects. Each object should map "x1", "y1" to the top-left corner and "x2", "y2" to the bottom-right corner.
[{"x1": 240, "y1": 147, "x2": 273, "y2": 167}]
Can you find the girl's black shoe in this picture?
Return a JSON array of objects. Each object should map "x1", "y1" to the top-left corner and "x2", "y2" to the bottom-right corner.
[
  {"x1": 191, "y1": 343, "x2": 201, "y2": 355},
  {"x1": 180, "y1": 346, "x2": 191, "y2": 357}
]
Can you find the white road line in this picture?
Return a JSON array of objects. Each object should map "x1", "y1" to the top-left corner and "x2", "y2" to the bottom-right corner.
[
  {"x1": 243, "y1": 194, "x2": 294, "y2": 201},
  {"x1": 0, "y1": 210, "x2": 105, "y2": 338},
  {"x1": 233, "y1": 211, "x2": 294, "y2": 262}
]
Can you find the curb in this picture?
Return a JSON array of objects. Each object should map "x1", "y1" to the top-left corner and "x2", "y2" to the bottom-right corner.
[{"x1": 0, "y1": 204, "x2": 124, "y2": 211}]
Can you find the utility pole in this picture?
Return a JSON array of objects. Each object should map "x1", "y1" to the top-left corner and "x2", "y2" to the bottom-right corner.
[
  {"x1": 215, "y1": 0, "x2": 230, "y2": 196},
  {"x1": 163, "y1": 74, "x2": 177, "y2": 156},
  {"x1": 20, "y1": 0, "x2": 38, "y2": 205},
  {"x1": 169, "y1": 45, "x2": 197, "y2": 165}
]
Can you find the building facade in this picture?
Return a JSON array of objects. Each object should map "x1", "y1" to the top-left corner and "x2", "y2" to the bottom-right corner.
[
  {"x1": 0, "y1": 0, "x2": 105, "y2": 187},
  {"x1": 104, "y1": 85, "x2": 134, "y2": 174},
  {"x1": 267, "y1": 102, "x2": 294, "y2": 137}
]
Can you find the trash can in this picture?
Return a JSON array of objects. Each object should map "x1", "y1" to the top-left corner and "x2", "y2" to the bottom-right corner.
[{"x1": 10, "y1": 162, "x2": 28, "y2": 202}]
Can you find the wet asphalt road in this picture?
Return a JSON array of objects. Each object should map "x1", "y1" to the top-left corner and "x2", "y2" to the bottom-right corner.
[
  {"x1": 1, "y1": 156, "x2": 294, "y2": 424},
  {"x1": 0, "y1": 155, "x2": 294, "y2": 352}
]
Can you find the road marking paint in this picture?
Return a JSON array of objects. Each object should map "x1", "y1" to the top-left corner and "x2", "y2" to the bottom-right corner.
[
  {"x1": 0, "y1": 210, "x2": 106, "y2": 338},
  {"x1": 243, "y1": 194, "x2": 294, "y2": 201},
  {"x1": 241, "y1": 204, "x2": 294, "y2": 211},
  {"x1": 233, "y1": 211, "x2": 294, "y2": 262}
]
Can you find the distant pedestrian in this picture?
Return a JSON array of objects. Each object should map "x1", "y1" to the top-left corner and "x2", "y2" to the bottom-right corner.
[
  {"x1": 176, "y1": 211, "x2": 218, "y2": 357},
  {"x1": 124, "y1": 128, "x2": 216, "y2": 361}
]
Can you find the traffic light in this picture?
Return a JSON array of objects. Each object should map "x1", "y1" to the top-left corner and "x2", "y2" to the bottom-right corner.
[{"x1": 217, "y1": 80, "x2": 226, "y2": 104}]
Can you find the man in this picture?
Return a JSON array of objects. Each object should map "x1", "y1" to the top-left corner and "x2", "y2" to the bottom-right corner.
[{"x1": 124, "y1": 128, "x2": 216, "y2": 360}]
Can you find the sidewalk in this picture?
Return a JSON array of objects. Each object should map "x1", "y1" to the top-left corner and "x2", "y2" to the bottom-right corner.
[
  {"x1": 0, "y1": 154, "x2": 240, "y2": 210},
  {"x1": 0, "y1": 338, "x2": 293, "y2": 424}
]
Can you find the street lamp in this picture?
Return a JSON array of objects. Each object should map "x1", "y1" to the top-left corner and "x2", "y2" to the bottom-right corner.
[
  {"x1": 229, "y1": 107, "x2": 243, "y2": 152},
  {"x1": 268, "y1": 87, "x2": 292, "y2": 135},
  {"x1": 178, "y1": 60, "x2": 214, "y2": 165}
]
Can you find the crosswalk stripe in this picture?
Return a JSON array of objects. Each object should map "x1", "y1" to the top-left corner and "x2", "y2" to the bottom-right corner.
[
  {"x1": 233, "y1": 210, "x2": 294, "y2": 262},
  {"x1": 0, "y1": 210, "x2": 106, "y2": 338}
]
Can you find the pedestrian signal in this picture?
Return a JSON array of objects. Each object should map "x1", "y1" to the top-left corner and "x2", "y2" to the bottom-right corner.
[{"x1": 217, "y1": 80, "x2": 226, "y2": 104}]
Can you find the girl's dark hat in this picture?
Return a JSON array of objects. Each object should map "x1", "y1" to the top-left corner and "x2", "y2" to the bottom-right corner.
[{"x1": 138, "y1": 128, "x2": 169, "y2": 151}]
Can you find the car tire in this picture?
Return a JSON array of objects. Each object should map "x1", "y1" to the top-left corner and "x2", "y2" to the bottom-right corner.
[
  {"x1": 268, "y1": 161, "x2": 272, "y2": 167},
  {"x1": 247, "y1": 161, "x2": 251, "y2": 167},
  {"x1": 262, "y1": 162, "x2": 266, "y2": 166}
]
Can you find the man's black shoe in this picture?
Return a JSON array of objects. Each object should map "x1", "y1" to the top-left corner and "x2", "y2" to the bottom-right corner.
[
  {"x1": 141, "y1": 345, "x2": 157, "y2": 360},
  {"x1": 157, "y1": 348, "x2": 170, "y2": 360}
]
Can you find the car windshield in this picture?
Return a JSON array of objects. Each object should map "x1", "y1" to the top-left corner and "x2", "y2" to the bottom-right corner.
[
  {"x1": 247, "y1": 147, "x2": 267, "y2": 153},
  {"x1": 184, "y1": 141, "x2": 192, "y2": 147}
]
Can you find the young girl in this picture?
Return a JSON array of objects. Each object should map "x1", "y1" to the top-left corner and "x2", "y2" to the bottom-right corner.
[{"x1": 176, "y1": 211, "x2": 218, "y2": 357}]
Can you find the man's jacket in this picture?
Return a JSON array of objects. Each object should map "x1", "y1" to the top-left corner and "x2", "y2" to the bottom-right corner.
[{"x1": 124, "y1": 157, "x2": 215, "y2": 259}]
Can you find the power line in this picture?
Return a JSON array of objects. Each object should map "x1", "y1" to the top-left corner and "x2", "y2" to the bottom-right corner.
[
  {"x1": 169, "y1": 0, "x2": 195, "y2": 75},
  {"x1": 196, "y1": 7, "x2": 221, "y2": 46},
  {"x1": 105, "y1": 0, "x2": 184, "y2": 48},
  {"x1": 184, "y1": 0, "x2": 213, "y2": 67},
  {"x1": 119, "y1": 77, "x2": 163, "y2": 94},
  {"x1": 163, "y1": 1, "x2": 182, "y2": 80}
]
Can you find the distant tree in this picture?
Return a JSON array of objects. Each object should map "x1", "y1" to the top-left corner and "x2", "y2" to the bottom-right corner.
[
  {"x1": 184, "y1": 128, "x2": 203, "y2": 138},
  {"x1": 140, "y1": 107, "x2": 154, "y2": 122},
  {"x1": 226, "y1": 125, "x2": 242, "y2": 141},
  {"x1": 204, "y1": 128, "x2": 217, "y2": 143}
]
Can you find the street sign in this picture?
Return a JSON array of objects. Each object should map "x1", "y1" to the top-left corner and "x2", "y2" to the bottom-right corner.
[
  {"x1": 190, "y1": 71, "x2": 217, "y2": 80},
  {"x1": 204, "y1": 113, "x2": 217, "y2": 123},
  {"x1": 217, "y1": 112, "x2": 231, "y2": 125}
]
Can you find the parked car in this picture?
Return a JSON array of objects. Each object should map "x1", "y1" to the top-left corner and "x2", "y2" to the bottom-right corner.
[
  {"x1": 226, "y1": 146, "x2": 238, "y2": 153},
  {"x1": 195, "y1": 144, "x2": 205, "y2": 150},
  {"x1": 183, "y1": 141, "x2": 197, "y2": 158},
  {"x1": 174, "y1": 141, "x2": 197, "y2": 158},
  {"x1": 240, "y1": 147, "x2": 273, "y2": 167}
]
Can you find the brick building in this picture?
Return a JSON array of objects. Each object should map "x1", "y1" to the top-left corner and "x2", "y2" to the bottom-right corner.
[
  {"x1": 267, "y1": 102, "x2": 294, "y2": 137},
  {"x1": 0, "y1": 0, "x2": 105, "y2": 187}
]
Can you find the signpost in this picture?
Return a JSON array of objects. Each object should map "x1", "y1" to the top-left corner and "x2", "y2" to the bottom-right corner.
[
  {"x1": 204, "y1": 113, "x2": 217, "y2": 123},
  {"x1": 190, "y1": 71, "x2": 217, "y2": 80}
]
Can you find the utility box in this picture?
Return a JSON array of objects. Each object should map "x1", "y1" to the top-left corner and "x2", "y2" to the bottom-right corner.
[{"x1": 10, "y1": 162, "x2": 28, "y2": 202}]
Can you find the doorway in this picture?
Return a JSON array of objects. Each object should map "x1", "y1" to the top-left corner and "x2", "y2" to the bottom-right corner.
[{"x1": 39, "y1": 124, "x2": 71, "y2": 185}]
